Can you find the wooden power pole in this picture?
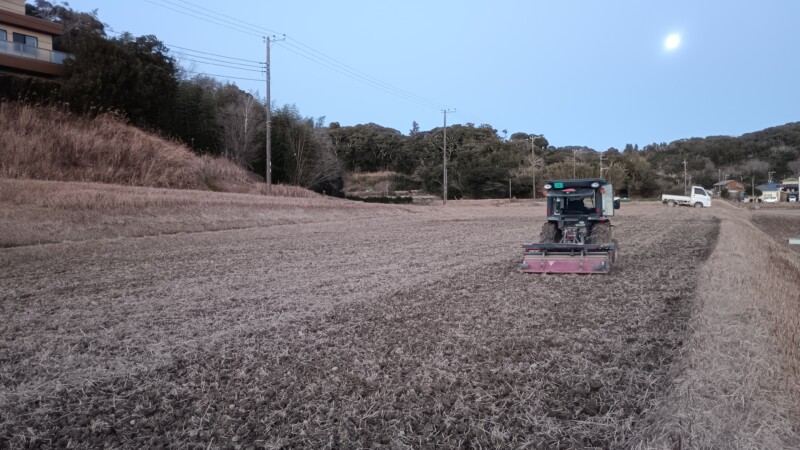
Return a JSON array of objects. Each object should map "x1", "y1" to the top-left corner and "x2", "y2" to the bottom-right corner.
[
  {"x1": 264, "y1": 34, "x2": 285, "y2": 195},
  {"x1": 442, "y1": 108, "x2": 455, "y2": 204}
]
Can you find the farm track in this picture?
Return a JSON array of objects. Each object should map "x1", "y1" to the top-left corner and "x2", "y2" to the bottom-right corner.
[{"x1": 1, "y1": 204, "x2": 720, "y2": 448}]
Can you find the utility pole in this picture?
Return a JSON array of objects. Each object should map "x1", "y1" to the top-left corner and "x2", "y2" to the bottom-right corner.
[
  {"x1": 264, "y1": 34, "x2": 285, "y2": 195},
  {"x1": 683, "y1": 158, "x2": 688, "y2": 195},
  {"x1": 442, "y1": 108, "x2": 455, "y2": 205},
  {"x1": 768, "y1": 171, "x2": 775, "y2": 184},
  {"x1": 599, "y1": 153, "x2": 604, "y2": 179},
  {"x1": 529, "y1": 135, "x2": 539, "y2": 201},
  {"x1": 572, "y1": 149, "x2": 579, "y2": 178}
]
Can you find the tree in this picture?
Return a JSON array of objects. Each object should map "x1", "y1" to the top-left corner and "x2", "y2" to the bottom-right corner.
[
  {"x1": 26, "y1": 0, "x2": 106, "y2": 51},
  {"x1": 169, "y1": 77, "x2": 223, "y2": 154},
  {"x1": 61, "y1": 33, "x2": 178, "y2": 129},
  {"x1": 603, "y1": 162, "x2": 627, "y2": 188},
  {"x1": 309, "y1": 127, "x2": 344, "y2": 196},
  {"x1": 217, "y1": 87, "x2": 265, "y2": 168},
  {"x1": 271, "y1": 105, "x2": 343, "y2": 195},
  {"x1": 788, "y1": 158, "x2": 800, "y2": 175},
  {"x1": 410, "y1": 121, "x2": 420, "y2": 137},
  {"x1": 624, "y1": 155, "x2": 659, "y2": 196},
  {"x1": 742, "y1": 159, "x2": 770, "y2": 179},
  {"x1": 544, "y1": 161, "x2": 596, "y2": 180}
]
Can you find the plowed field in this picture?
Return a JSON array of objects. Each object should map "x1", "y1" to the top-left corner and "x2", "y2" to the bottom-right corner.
[{"x1": 2, "y1": 193, "x2": 793, "y2": 448}]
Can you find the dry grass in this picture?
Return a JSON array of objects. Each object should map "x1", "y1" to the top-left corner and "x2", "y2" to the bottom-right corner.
[
  {"x1": 634, "y1": 203, "x2": 800, "y2": 449},
  {"x1": 0, "y1": 178, "x2": 398, "y2": 247},
  {"x1": 0, "y1": 102, "x2": 318, "y2": 197},
  {"x1": 1, "y1": 184, "x2": 799, "y2": 447},
  {"x1": 0, "y1": 202, "x2": 726, "y2": 448},
  {"x1": 344, "y1": 170, "x2": 405, "y2": 195},
  {"x1": 0, "y1": 179, "x2": 331, "y2": 212}
]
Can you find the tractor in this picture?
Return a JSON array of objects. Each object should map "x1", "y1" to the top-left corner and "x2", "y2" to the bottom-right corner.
[{"x1": 518, "y1": 178, "x2": 620, "y2": 274}]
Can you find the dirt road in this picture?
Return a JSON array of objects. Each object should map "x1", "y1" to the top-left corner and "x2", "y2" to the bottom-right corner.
[{"x1": 1, "y1": 197, "x2": 792, "y2": 448}]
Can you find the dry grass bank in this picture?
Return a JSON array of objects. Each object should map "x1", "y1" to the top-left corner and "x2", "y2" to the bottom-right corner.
[
  {"x1": 0, "y1": 102, "x2": 307, "y2": 196},
  {"x1": 636, "y1": 204, "x2": 800, "y2": 448}
]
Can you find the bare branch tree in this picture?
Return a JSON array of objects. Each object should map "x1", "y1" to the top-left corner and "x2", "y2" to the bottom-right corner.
[
  {"x1": 788, "y1": 158, "x2": 800, "y2": 175},
  {"x1": 218, "y1": 91, "x2": 264, "y2": 168}
]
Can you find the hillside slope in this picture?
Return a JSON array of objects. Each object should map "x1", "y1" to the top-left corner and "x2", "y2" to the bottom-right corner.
[{"x1": 0, "y1": 102, "x2": 301, "y2": 195}]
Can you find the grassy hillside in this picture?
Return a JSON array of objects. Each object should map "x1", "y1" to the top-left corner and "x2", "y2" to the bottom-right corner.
[{"x1": 0, "y1": 102, "x2": 314, "y2": 196}]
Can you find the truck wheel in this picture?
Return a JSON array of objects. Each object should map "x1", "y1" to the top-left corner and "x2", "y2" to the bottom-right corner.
[
  {"x1": 694, "y1": 202, "x2": 703, "y2": 208},
  {"x1": 540, "y1": 222, "x2": 562, "y2": 243},
  {"x1": 588, "y1": 222, "x2": 612, "y2": 244},
  {"x1": 668, "y1": 200, "x2": 676, "y2": 207}
]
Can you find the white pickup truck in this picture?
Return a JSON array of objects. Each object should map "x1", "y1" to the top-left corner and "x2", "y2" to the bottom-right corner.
[{"x1": 661, "y1": 186, "x2": 712, "y2": 208}]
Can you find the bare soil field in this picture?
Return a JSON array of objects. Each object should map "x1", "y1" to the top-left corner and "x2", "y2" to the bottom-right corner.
[
  {"x1": 1, "y1": 180, "x2": 799, "y2": 448},
  {"x1": 751, "y1": 212, "x2": 800, "y2": 253}
]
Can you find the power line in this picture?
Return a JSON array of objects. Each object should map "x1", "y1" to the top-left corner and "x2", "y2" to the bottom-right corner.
[
  {"x1": 284, "y1": 36, "x2": 448, "y2": 110},
  {"x1": 107, "y1": 28, "x2": 264, "y2": 66},
  {"x1": 167, "y1": 0, "x2": 282, "y2": 35},
  {"x1": 151, "y1": 0, "x2": 272, "y2": 36},
  {"x1": 177, "y1": 57, "x2": 265, "y2": 72},
  {"x1": 167, "y1": 44, "x2": 263, "y2": 64},
  {"x1": 183, "y1": 70, "x2": 265, "y2": 82},
  {"x1": 173, "y1": 53, "x2": 264, "y2": 70},
  {"x1": 140, "y1": 0, "x2": 451, "y2": 111},
  {"x1": 140, "y1": 0, "x2": 463, "y2": 116},
  {"x1": 276, "y1": 40, "x2": 443, "y2": 110},
  {"x1": 141, "y1": 0, "x2": 263, "y2": 37},
  {"x1": 276, "y1": 41, "x2": 437, "y2": 108}
]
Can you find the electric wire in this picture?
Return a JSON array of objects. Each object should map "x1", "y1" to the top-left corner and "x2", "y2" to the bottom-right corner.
[
  {"x1": 149, "y1": 0, "x2": 272, "y2": 36},
  {"x1": 107, "y1": 28, "x2": 264, "y2": 66},
  {"x1": 137, "y1": 0, "x2": 496, "y2": 128},
  {"x1": 177, "y1": 57, "x2": 264, "y2": 72},
  {"x1": 167, "y1": 44, "x2": 263, "y2": 64},
  {"x1": 283, "y1": 36, "x2": 448, "y2": 111},
  {"x1": 172, "y1": 52, "x2": 264, "y2": 70},
  {"x1": 183, "y1": 70, "x2": 264, "y2": 82},
  {"x1": 275, "y1": 41, "x2": 442, "y2": 110},
  {"x1": 139, "y1": 0, "x2": 455, "y2": 113},
  {"x1": 166, "y1": 0, "x2": 282, "y2": 35},
  {"x1": 141, "y1": 0, "x2": 262, "y2": 38}
]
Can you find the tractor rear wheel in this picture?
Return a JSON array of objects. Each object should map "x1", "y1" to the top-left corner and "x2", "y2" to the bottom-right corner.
[
  {"x1": 540, "y1": 222, "x2": 562, "y2": 243},
  {"x1": 588, "y1": 222, "x2": 612, "y2": 244}
]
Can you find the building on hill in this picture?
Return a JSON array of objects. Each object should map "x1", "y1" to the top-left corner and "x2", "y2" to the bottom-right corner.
[
  {"x1": 712, "y1": 179, "x2": 745, "y2": 196},
  {"x1": 0, "y1": 0, "x2": 67, "y2": 77}
]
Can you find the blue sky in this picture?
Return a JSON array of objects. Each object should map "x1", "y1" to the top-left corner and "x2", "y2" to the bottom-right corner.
[{"x1": 62, "y1": 0, "x2": 800, "y2": 150}]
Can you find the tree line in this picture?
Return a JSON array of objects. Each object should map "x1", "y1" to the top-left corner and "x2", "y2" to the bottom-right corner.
[{"x1": 3, "y1": 1, "x2": 798, "y2": 199}]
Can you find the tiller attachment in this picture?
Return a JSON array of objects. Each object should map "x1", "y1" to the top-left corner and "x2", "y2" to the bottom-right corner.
[{"x1": 517, "y1": 243, "x2": 616, "y2": 274}]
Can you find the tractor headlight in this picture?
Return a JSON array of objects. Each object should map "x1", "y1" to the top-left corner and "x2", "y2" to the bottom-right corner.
[
  {"x1": 591, "y1": 182, "x2": 600, "y2": 188},
  {"x1": 543, "y1": 184, "x2": 552, "y2": 190}
]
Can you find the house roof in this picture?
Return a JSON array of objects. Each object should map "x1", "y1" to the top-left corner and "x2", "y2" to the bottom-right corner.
[
  {"x1": 713, "y1": 180, "x2": 741, "y2": 186},
  {"x1": 781, "y1": 177, "x2": 799, "y2": 185},
  {"x1": 756, "y1": 183, "x2": 780, "y2": 192}
]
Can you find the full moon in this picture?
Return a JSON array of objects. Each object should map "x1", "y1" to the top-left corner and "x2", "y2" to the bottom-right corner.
[{"x1": 665, "y1": 33, "x2": 681, "y2": 50}]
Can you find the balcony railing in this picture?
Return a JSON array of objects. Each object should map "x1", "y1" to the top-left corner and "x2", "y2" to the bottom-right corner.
[{"x1": 0, "y1": 41, "x2": 70, "y2": 64}]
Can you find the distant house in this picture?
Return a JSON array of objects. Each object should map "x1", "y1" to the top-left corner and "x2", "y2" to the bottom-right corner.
[
  {"x1": 756, "y1": 183, "x2": 781, "y2": 203},
  {"x1": 712, "y1": 179, "x2": 745, "y2": 195},
  {"x1": 0, "y1": 0, "x2": 67, "y2": 77},
  {"x1": 780, "y1": 177, "x2": 799, "y2": 201}
]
